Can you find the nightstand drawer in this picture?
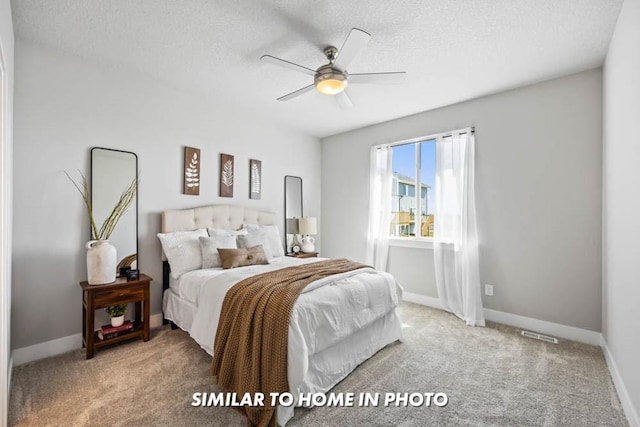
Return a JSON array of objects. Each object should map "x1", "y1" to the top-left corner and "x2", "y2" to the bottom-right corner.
[{"x1": 93, "y1": 286, "x2": 145, "y2": 306}]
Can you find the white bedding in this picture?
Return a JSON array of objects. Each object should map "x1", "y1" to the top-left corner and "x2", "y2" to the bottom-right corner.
[{"x1": 163, "y1": 256, "x2": 403, "y2": 425}]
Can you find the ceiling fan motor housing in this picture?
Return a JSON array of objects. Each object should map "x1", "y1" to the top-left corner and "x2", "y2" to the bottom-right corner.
[{"x1": 323, "y1": 46, "x2": 338, "y2": 62}]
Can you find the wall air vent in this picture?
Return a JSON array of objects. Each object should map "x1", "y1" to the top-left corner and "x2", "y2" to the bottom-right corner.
[{"x1": 521, "y1": 330, "x2": 559, "y2": 344}]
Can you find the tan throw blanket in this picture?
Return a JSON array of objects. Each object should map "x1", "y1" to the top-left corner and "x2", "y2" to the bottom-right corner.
[{"x1": 211, "y1": 258, "x2": 369, "y2": 426}]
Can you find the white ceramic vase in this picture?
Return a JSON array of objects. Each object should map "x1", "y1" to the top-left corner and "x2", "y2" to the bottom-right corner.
[
  {"x1": 110, "y1": 315, "x2": 125, "y2": 327},
  {"x1": 301, "y1": 236, "x2": 316, "y2": 253},
  {"x1": 86, "y1": 240, "x2": 117, "y2": 285}
]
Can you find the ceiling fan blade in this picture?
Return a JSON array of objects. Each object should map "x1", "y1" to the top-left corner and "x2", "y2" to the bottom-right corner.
[
  {"x1": 277, "y1": 84, "x2": 316, "y2": 101},
  {"x1": 348, "y1": 72, "x2": 407, "y2": 84},
  {"x1": 260, "y1": 55, "x2": 316, "y2": 76},
  {"x1": 335, "y1": 90, "x2": 353, "y2": 109},
  {"x1": 333, "y1": 28, "x2": 371, "y2": 71}
]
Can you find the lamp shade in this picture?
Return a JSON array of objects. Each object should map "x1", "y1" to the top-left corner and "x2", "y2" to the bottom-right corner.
[
  {"x1": 298, "y1": 217, "x2": 317, "y2": 235},
  {"x1": 286, "y1": 218, "x2": 299, "y2": 234}
]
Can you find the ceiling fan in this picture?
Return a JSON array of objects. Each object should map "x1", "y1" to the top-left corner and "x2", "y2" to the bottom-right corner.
[{"x1": 260, "y1": 28, "x2": 406, "y2": 108}]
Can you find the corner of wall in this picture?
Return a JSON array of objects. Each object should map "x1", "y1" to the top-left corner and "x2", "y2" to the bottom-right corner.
[
  {"x1": 601, "y1": 0, "x2": 640, "y2": 424},
  {"x1": 601, "y1": 336, "x2": 640, "y2": 427}
]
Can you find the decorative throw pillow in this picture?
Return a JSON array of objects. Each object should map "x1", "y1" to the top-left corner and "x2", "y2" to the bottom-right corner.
[
  {"x1": 237, "y1": 229, "x2": 274, "y2": 260},
  {"x1": 157, "y1": 229, "x2": 208, "y2": 279},
  {"x1": 217, "y1": 245, "x2": 269, "y2": 269},
  {"x1": 199, "y1": 235, "x2": 237, "y2": 268},
  {"x1": 244, "y1": 224, "x2": 285, "y2": 258}
]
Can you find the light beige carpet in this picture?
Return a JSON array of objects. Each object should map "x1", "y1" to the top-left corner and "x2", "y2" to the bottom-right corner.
[{"x1": 9, "y1": 303, "x2": 628, "y2": 426}]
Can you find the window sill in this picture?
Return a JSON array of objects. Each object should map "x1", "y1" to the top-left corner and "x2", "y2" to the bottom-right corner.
[{"x1": 388, "y1": 238, "x2": 434, "y2": 250}]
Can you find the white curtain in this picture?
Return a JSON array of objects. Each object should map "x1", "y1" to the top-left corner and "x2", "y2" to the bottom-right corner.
[
  {"x1": 434, "y1": 129, "x2": 485, "y2": 326},
  {"x1": 365, "y1": 145, "x2": 393, "y2": 271}
]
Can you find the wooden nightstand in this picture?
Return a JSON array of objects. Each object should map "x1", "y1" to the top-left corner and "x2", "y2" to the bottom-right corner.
[
  {"x1": 80, "y1": 274, "x2": 152, "y2": 359},
  {"x1": 286, "y1": 252, "x2": 319, "y2": 258}
]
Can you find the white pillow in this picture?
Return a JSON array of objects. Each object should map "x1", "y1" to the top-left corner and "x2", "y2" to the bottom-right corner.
[
  {"x1": 157, "y1": 229, "x2": 208, "y2": 279},
  {"x1": 207, "y1": 227, "x2": 248, "y2": 238},
  {"x1": 237, "y1": 229, "x2": 273, "y2": 260},
  {"x1": 244, "y1": 224, "x2": 285, "y2": 258},
  {"x1": 199, "y1": 235, "x2": 237, "y2": 268}
]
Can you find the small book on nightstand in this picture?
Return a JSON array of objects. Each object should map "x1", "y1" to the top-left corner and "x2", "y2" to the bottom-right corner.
[{"x1": 98, "y1": 321, "x2": 133, "y2": 340}]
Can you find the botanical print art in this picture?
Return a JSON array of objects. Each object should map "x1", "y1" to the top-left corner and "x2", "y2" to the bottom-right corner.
[
  {"x1": 250, "y1": 159, "x2": 262, "y2": 200},
  {"x1": 183, "y1": 146, "x2": 200, "y2": 195},
  {"x1": 220, "y1": 153, "x2": 234, "y2": 198}
]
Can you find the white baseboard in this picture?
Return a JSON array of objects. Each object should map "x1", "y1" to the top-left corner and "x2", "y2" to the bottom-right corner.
[
  {"x1": 483, "y1": 308, "x2": 601, "y2": 346},
  {"x1": 12, "y1": 313, "x2": 165, "y2": 366},
  {"x1": 149, "y1": 313, "x2": 163, "y2": 329},
  {"x1": 402, "y1": 292, "x2": 443, "y2": 310},
  {"x1": 8, "y1": 354, "x2": 12, "y2": 391},
  {"x1": 12, "y1": 333, "x2": 82, "y2": 366},
  {"x1": 402, "y1": 293, "x2": 601, "y2": 345},
  {"x1": 600, "y1": 336, "x2": 640, "y2": 427}
]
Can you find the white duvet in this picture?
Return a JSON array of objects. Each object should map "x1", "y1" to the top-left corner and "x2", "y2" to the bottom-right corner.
[{"x1": 164, "y1": 256, "x2": 403, "y2": 425}]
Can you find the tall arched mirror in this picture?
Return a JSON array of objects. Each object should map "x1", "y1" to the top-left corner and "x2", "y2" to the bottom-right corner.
[
  {"x1": 284, "y1": 175, "x2": 303, "y2": 252},
  {"x1": 91, "y1": 148, "x2": 138, "y2": 273}
]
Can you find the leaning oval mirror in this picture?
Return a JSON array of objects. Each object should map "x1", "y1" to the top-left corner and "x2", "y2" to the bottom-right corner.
[{"x1": 91, "y1": 148, "x2": 138, "y2": 273}]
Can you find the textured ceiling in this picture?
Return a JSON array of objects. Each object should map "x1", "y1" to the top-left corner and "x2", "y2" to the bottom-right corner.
[{"x1": 12, "y1": 0, "x2": 623, "y2": 138}]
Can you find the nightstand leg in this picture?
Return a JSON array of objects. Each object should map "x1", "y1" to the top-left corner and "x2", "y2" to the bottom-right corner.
[
  {"x1": 81, "y1": 292, "x2": 86, "y2": 349},
  {"x1": 85, "y1": 296, "x2": 95, "y2": 359}
]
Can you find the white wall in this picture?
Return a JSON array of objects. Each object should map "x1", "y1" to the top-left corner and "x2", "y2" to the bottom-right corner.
[
  {"x1": 0, "y1": 0, "x2": 13, "y2": 423},
  {"x1": 602, "y1": 0, "x2": 640, "y2": 423},
  {"x1": 11, "y1": 42, "x2": 321, "y2": 350},
  {"x1": 322, "y1": 69, "x2": 603, "y2": 332},
  {"x1": 0, "y1": 0, "x2": 14, "y2": 426}
]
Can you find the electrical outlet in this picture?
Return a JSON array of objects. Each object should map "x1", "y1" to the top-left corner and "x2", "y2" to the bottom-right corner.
[{"x1": 484, "y1": 284, "x2": 494, "y2": 296}]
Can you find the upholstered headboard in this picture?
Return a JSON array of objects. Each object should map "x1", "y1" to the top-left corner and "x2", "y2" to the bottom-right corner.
[
  {"x1": 160, "y1": 204, "x2": 278, "y2": 326},
  {"x1": 161, "y1": 204, "x2": 277, "y2": 233}
]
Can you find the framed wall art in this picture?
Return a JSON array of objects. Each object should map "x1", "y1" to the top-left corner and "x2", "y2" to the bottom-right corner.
[
  {"x1": 249, "y1": 159, "x2": 262, "y2": 200},
  {"x1": 183, "y1": 146, "x2": 200, "y2": 195},
  {"x1": 219, "y1": 153, "x2": 234, "y2": 198}
]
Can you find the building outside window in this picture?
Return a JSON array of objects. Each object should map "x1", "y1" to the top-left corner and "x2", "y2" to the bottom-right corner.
[{"x1": 390, "y1": 139, "x2": 436, "y2": 238}]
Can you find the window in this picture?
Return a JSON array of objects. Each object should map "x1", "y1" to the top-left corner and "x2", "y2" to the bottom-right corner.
[{"x1": 390, "y1": 139, "x2": 436, "y2": 238}]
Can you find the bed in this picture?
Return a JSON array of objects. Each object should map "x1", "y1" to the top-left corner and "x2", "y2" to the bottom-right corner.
[{"x1": 159, "y1": 205, "x2": 403, "y2": 425}]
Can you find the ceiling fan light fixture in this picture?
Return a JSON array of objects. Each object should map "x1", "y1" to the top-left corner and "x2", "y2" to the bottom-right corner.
[
  {"x1": 316, "y1": 78, "x2": 347, "y2": 95},
  {"x1": 314, "y1": 67, "x2": 348, "y2": 96}
]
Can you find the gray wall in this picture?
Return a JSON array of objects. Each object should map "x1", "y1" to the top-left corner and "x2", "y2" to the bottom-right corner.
[
  {"x1": 11, "y1": 42, "x2": 321, "y2": 349},
  {"x1": 603, "y1": 0, "x2": 640, "y2": 419},
  {"x1": 387, "y1": 245, "x2": 437, "y2": 297},
  {"x1": 322, "y1": 69, "x2": 603, "y2": 332}
]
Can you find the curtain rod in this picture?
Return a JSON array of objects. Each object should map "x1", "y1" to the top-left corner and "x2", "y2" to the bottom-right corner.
[
  {"x1": 381, "y1": 126, "x2": 475, "y2": 149},
  {"x1": 441, "y1": 127, "x2": 475, "y2": 139}
]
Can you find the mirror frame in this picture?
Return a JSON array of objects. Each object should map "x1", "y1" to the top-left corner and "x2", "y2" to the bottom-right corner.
[
  {"x1": 284, "y1": 175, "x2": 303, "y2": 248},
  {"x1": 90, "y1": 147, "x2": 139, "y2": 271}
]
